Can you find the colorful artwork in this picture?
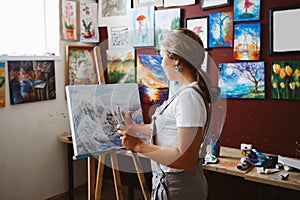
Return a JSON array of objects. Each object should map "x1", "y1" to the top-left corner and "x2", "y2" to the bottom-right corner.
[
  {"x1": 0, "y1": 62, "x2": 5, "y2": 107},
  {"x1": 106, "y1": 48, "x2": 136, "y2": 84},
  {"x1": 65, "y1": 83, "x2": 144, "y2": 156},
  {"x1": 61, "y1": 0, "x2": 79, "y2": 41},
  {"x1": 80, "y1": 2, "x2": 99, "y2": 43},
  {"x1": 186, "y1": 16, "x2": 208, "y2": 49},
  {"x1": 271, "y1": 61, "x2": 300, "y2": 100},
  {"x1": 130, "y1": 6, "x2": 155, "y2": 47},
  {"x1": 155, "y1": 8, "x2": 181, "y2": 51},
  {"x1": 218, "y1": 62, "x2": 265, "y2": 99},
  {"x1": 234, "y1": 0, "x2": 261, "y2": 22},
  {"x1": 137, "y1": 54, "x2": 168, "y2": 105},
  {"x1": 234, "y1": 23, "x2": 261, "y2": 61},
  {"x1": 8, "y1": 60, "x2": 56, "y2": 105},
  {"x1": 209, "y1": 11, "x2": 233, "y2": 48}
]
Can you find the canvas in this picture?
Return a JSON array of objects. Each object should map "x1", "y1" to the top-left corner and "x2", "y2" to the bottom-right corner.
[
  {"x1": 185, "y1": 16, "x2": 208, "y2": 49},
  {"x1": 65, "y1": 83, "x2": 144, "y2": 157},
  {"x1": 80, "y1": 2, "x2": 99, "y2": 43},
  {"x1": 234, "y1": 0, "x2": 261, "y2": 22},
  {"x1": 0, "y1": 62, "x2": 5, "y2": 107},
  {"x1": 218, "y1": 61, "x2": 265, "y2": 99}
]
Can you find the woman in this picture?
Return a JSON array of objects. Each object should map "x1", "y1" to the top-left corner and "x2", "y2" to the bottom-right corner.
[{"x1": 118, "y1": 28, "x2": 216, "y2": 200}]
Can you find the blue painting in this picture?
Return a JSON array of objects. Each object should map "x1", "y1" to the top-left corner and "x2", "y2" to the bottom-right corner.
[
  {"x1": 218, "y1": 62, "x2": 265, "y2": 99},
  {"x1": 65, "y1": 83, "x2": 144, "y2": 157},
  {"x1": 234, "y1": 0, "x2": 261, "y2": 22},
  {"x1": 130, "y1": 6, "x2": 155, "y2": 47}
]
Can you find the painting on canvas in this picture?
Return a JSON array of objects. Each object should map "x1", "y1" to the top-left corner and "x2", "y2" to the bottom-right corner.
[
  {"x1": 80, "y1": 2, "x2": 99, "y2": 43},
  {"x1": 218, "y1": 62, "x2": 265, "y2": 99},
  {"x1": 137, "y1": 54, "x2": 169, "y2": 105},
  {"x1": 65, "y1": 83, "x2": 144, "y2": 156},
  {"x1": 106, "y1": 48, "x2": 136, "y2": 84},
  {"x1": 0, "y1": 62, "x2": 5, "y2": 107},
  {"x1": 185, "y1": 16, "x2": 208, "y2": 49},
  {"x1": 209, "y1": 11, "x2": 233, "y2": 48},
  {"x1": 61, "y1": 0, "x2": 79, "y2": 41},
  {"x1": 130, "y1": 6, "x2": 155, "y2": 47},
  {"x1": 234, "y1": 23, "x2": 261, "y2": 61},
  {"x1": 8, "y1": 60, "x2": 56, "y2": 105},
  {"x1": 234, "y1": 0, "x2": 261, "y2": 22},
  {"x1": 271, "y1": 61, "x2": 300, "y2": 100}
]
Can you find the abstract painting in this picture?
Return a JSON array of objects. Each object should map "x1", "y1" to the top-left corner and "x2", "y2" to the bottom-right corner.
[
  {"x1": 130, "y1": 6, "x2": 155, "y2": 47},
  {"x1": 65, "y1": 83, "x2": 144, "y2": 156},
  {"x1": 209, "y1": 11, "x2": 233, "y2": 48},
  {"x1": 271, "y1": 61, "x2": 300, "y2": 100},
  {"x1": 8, "y1": 60, "x2": 56, "y2": 105},
  {"x1": 80, "y1": 2, "x2": 99, "y2": 43},
  {"x1": 218, "y1": 61, "x2": 265, "y2": 99},
  {"x1": 106, "y1": 48, "x2": 136, "y2": 84},
  {"x1": 155, "y1": 8, "x2": 181, "y2": 51},
  {"x1": 234, "y1": 0, "x2": 261, "y2": 22},
  {"x1": 137, "y1": 54, "x2": 168, "y2": 105},
  {"x1": 234, "y1": 23, "x2": 261, "y2": 61},
  {"x1": 0, "y1": 62, "x2": 5, "y2": 107},
  {"x1": 185, "y1": 16, "x2": 208, "y2": 49}
]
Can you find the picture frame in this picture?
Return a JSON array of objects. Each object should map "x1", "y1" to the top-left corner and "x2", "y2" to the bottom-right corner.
[
  {"x1": 133, "y1": 0, "x2": 163, "y2": 8},
  {"x1": 185, "y1": 16, "x2": 208, "y2": 49},
  {"x1": 60, "y1": 0, "x2": 80, "y2": 41},
  {"x1": 65, "y1": 45, "x2": 101, "y2": 86},
  {"x1": 200, "y1": 0, "x2": 230, "y2": 10},
  {"x1": 269, "y1": 5, "x2": 300, "y2": 55}
]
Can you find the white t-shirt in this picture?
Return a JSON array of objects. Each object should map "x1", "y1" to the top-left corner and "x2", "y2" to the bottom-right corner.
[{"x1": 151, "y1": 82, "x2": 207, "y2": 172}]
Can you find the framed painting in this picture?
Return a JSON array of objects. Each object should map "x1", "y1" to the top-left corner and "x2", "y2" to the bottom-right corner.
[
  {"x1": 133, "y1": 0, "x2": 163, "y2": 8},
  {"x1": 185, "y1": 16, "x2": 208, "y2": 49},
  {"x1": 271, "y1": 61, "x2": 300, "y2": 100},
  {"x1": 0, "y1": 62, "x2": 5, "y2": 107},
  {"x1": 80, "y1": 2, "x2": 99, "y2": 43},
  {"x1": 234, "y1": 0, "x2": 261, "y2": 22},
  {"x1": 60, "y1": 0, "x2": 80, "y2": 41},
  {"x1": 65, "y1": 45, "x2": 101, "y2": 85},
  {"x1": 233, "y1": 23, "x2": 261, "y2": 61},
  {"x1": 269, "y1": 5, "x2": 300, "y2": 55},
  {"x1": 218, "y1": 61, "x2": 265, "y2": 99},
  {"x1": 200, "y1": 0, "x2": 230, "y2": 10},
  {"x1": 164, "y1": 0, "x2": 195, "y2": 7},
  {"x1": 209, "y1": 11, "x2": 233, "y2": 48}
]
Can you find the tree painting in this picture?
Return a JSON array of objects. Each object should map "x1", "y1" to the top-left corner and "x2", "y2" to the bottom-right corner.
[
  {"x1": 209, "y1": 11, "x2": 233, "y2": 48},
  {"x1": 218, "y1": 62, "x2": 265, "y2": 99}
]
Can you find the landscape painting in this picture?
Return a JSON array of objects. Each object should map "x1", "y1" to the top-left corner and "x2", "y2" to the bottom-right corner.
[
  {"x1": 271, "y1": 61, "x2": 300, "y2": 100},
  {"x1": 218, "y1": 61, "x2": 265, "y2": 99},
  {"x1": 0, "y1": 62, "x2": 5, "y2": 107},
  {"x1": 65, "y1": 83, "x2": 144, "y2": 157},
  {"x1": 137, "y1": 54, "x2": 169, "y2": 105},
  {"x1": 234, "y1": 0, "x2": 261, "y2": 22},
  {"x1": 106, "y1": 48, "x2": 136, "y2": 83}
]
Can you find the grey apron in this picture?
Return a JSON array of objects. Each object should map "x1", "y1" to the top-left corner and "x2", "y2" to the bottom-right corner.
[{"x1": 150, "y1": 85, "x2": 210, "y2": 200}]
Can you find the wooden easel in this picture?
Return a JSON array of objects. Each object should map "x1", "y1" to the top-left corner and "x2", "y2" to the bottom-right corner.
[{"x1": 93, "y1": 150, "x2": 150, "y2": 200}]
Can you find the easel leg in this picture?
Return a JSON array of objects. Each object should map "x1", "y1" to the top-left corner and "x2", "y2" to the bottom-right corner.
[
  {"x1": 88, "y1": 156, "x2": 96, "y2": 200},
  {"x1": 95, "y1": 154, "x2": 106, "y2": 200},
  {"x1": 110, "y1": 152, "x2": 124, "y2": 200}
]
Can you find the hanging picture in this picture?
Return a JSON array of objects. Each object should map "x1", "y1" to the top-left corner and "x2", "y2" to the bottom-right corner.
[
  {"x1": 60, "y1": 0, "x2": 79, "y2": 41},
  {"x1": 80, "y1": 2, "x2": 99, "y2": 43},
  {"x1": 200, "y1": 0, "x2": 230, "y2": 10},
  {"x1": 185, "y1": 16, "x2": 208, "y2": 49},
  {"x1": 106, "y1": 48, "x2": 136, "y2": 84},
  {"x1": 209, "y1": 11, "x2": 233, "y2": 48},
  {"x1": 164, "y1": 0, "x2": 195, "y2": 7},
  {"x1": 234, "y1": 0, "x2": 261, "y2": 21},
  {"x1": 65, "y1": 83, "x2": 144, "y2": 157},
  {"x1": 98, "y1": 0, "x2": 131, "y2": 27},
  {"x1": 271, "y1": 61, "x2": 300, "y2": 100},
  {"x1": 234, "y1": 23, "x2": 261, "y2": 61},
  {"x1": 218, "y1": 61, "x2": 265, "y2": 99},
  {"x1": 130, "y1": 6, "x2": 155, "y2": 47},
  {"x1": 137, "y1": 54, "x2": 168, "y2": 105},
  {"x1": 133, "y1": 0, "x2": 163, "y2": 8},
  {"x1": 155, "y1": 8, "x2": 181, "y2": 51},
  {"x1": 8, "y1": 60, "x2": 56, "y2": 105},
  {"x1": 0, "y1": 62, "x2": 5, "y2": 107}
]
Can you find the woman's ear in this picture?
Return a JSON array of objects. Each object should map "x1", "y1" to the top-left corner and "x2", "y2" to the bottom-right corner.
[{"x1": 174, "y1": 59, "x2": 180, "y2": 66}]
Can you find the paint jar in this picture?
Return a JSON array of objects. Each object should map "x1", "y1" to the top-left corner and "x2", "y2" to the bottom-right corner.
[{"x1": 210, "y1": 138, "x2": 221, "y2": 157}]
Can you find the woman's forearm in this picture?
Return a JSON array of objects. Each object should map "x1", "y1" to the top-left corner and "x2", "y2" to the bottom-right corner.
[{"x1": 130, "y1": 123, "x2": 152, "y2": 136}]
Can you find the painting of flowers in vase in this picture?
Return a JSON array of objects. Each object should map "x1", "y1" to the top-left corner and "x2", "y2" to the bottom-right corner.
[
  {"x1": 61, "y1": 0, "x2": 79, "y2": 41},
  {"x1": 271, "y1": 61, "x2": 300, "y2": 100},
  {"x1": 80, "y1": 2, "x2": 99, "y2": 43}
]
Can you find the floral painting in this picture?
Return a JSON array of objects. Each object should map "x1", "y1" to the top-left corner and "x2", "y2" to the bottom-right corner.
[
  {"x1": 234, "y1": 0, "x2": 261, "y2": 22},
  {"x1": 209, "y1": 11, "x2": 233, "y2": 48},
  {"x1": 130, "y1": 6, "x2": 155, "y2": 47},
  {"x1": 186, "y1": 16, "x2": 208, "y2": 49},
  {"x1": 218, "y1": 62, "x2": 265, "y2": 99},
  {"x1": 137, "y1": 54, "x2": 168, "y2": 105},
  {"x1": 0, "y1": 62, "x2": 5, "y2": 107},
  {"x1": 234, "y1": 23, "x2": 261, "y2": 61},
  {"x1": 61, "y1": 0, "x2": 79, "y2": 41},
  {"x1": 106, "y1": 48, "x2": 136, "y2": 84},
  {"x1": 80, "y1": 2, "x2": 99, "y2": 43},
  {"x1": 271, "y1": 61, "x2": 300, "y2": 100}
]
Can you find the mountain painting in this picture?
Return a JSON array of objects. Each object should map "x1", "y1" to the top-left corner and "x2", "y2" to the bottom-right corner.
[
  {"x1": 218, "y1": 61, "x2": 265, "y2": 99},
  {"x1": 65, "y1": 83, "x2": 144, "y2": 157}
]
